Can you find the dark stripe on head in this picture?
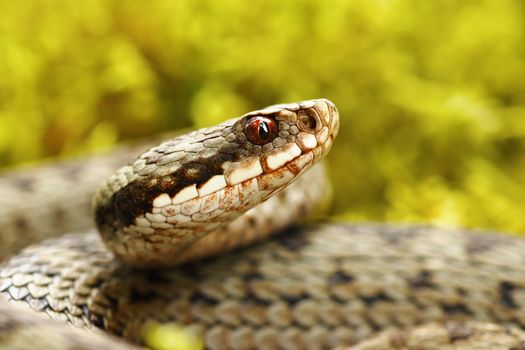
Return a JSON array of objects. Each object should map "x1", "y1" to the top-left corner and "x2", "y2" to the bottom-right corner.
[{"x1": 95, "y1": 152, "x2": 235, "y2": 230}]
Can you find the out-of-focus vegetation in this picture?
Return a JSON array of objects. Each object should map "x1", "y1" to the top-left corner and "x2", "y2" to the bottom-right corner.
[
  {"x1": 1, "y1": 0, "x2": 525, "y2": 232},
  {"x1": 143, "y1": 323, "x2": 203, "y2": 350}
]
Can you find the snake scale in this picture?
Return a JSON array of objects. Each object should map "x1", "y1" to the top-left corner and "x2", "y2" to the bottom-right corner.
[{"x1": 1, "y1": 99, "x2": 525, "y2": 350}]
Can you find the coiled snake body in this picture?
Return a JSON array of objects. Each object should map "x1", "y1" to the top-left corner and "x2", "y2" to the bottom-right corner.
[{"x1": 1, "y1": 99, "x2": 525, "y2": 350}]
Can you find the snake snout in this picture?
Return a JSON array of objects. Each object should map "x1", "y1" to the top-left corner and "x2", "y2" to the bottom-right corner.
[{"x1": 295, "y1": 99, "x2": 339, "y2": 155}]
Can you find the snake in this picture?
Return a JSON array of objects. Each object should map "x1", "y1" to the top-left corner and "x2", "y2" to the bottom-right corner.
[{"x1": 1, "y1": 99, "x2": 525, "y2": 350}]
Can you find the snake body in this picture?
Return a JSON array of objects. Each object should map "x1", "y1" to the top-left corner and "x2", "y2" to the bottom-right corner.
[
  {"x1": 4, "y1": 224, "x2": 525, "y2": 349},
  {"x1": 1, "y1": 99, "x2": 525, "y2": 349}
]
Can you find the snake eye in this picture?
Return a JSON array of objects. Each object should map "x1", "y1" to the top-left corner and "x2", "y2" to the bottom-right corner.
[{"x1": 244, "y1": 116, "x2": 278, "y2": 145}]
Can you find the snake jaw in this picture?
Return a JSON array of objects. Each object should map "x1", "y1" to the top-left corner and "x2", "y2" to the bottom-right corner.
[{"x1": 95, "y1": 98, "x2": 339, "y2": 267}]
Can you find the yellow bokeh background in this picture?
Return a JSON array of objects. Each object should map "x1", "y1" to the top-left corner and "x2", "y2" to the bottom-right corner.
[{"x1": 1, "y1": 0, "x2": 524, "y2": 233}]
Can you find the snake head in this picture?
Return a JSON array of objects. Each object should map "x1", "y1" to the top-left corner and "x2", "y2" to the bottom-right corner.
[{"x1": 94, "y1": 98, "x2": 339, "y2": 267}]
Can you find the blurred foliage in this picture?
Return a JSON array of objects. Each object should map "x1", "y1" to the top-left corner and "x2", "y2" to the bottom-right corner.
[
  {"x1": 143, "y1": 323, "x2": 203, "y2": 350},
  {"x1": 1, "y1": 0, "x2": 525, "y2": 234}
]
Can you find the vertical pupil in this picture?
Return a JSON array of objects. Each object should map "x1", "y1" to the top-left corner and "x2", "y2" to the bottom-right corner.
[{"x1": 258, "y1": 121, "x2": 270, "y2": 140}]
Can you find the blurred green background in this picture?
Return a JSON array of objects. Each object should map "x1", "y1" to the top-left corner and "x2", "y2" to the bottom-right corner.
[{"x1": 1, "y1": 0, "x2": 524, "y2": 233}]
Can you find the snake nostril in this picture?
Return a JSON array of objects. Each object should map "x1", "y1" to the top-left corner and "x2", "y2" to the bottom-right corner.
[{"x1": 298, "y1": 110, "x2": 319, "y2": 132}]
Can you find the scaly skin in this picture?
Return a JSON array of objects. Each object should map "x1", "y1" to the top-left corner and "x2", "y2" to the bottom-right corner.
[
  {"x1": 0, "y1": 297, "x2": 138, "y2": 350},
  {"x1": 348, "y1": 322, "x2": 525, "y2": 349},
  {"x1": 0, "y1": 138, "x2": 165, "y2": 261},
  {"x1": 3, "y1": 224, "x2": 525, "y2": 349}
]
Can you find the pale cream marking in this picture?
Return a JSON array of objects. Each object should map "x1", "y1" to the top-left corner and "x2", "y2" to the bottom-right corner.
[
  {"x1": 151, "y1": 222, "x2": 174, "y2": 230},
  {"x1": 172, "y1": 184, "x2": 198, "y2": 205},
  {"x1": 276, "y1": 109, "x2": 296, "y2": 121},
  {"x1": 257, "y1": 167, "x2": 295, "y2": 191},
  {"x1": 134, "y1": 226, "x2": 155, "y2": 235},
  {"x1": 238, "y1": 177, "x2": 260, "y2": 202},
  {"x1": 145, "y1": 212, "x2": 166, "y2": 223},
  {"x1": 161, "y1": 205, "x2": 181, "y2": 217},
  {"x1": 200, "y1": 192, "x2": 221, "y2": 214},
  {"x1": 331, "y1": 111, "x2": 338, "y2": 132},
  {"x1": 316, "y1": 100, "x2": 331, "y2": 125},
  {"x1": 322, "y1": 137, "x2": 333, "y2": 153},
  {"x1": 225, "y1": 157, "x2": 264, "y2": 186},
  {"x1": 296, "y1": 132, "x2": 318, "y2": 151},
  {"x1": 287, "y1": 151, "x2": 314, "y2": 175},
  {"x1": 312, "y1": 147, "x2": 323, "y2": 162},
  {"x1": 167, "y1": 214, "x2": 192, "y2": 224},
  {"x1": 219, "y1": 186, "x2": 240, "y2": 210},
  {"x1": 212, "y1": 210, "x2": 238, "y2": 224},
  {"x1": 168, "y1": 229, "x2": 195, "y2": 241},
  {"x1": 152, "y1": 207, "x2": 162, "y2": 214},
  {"x1": 152, "y1": 193, "x2": 172, "y2": 208},
  {"x1": 262, "y1": 143, "x2": 302, "y2": 172},
  {"x1": 135, "y1": 217, "x2": 151, "y2": 228},
  {"x1": 198, "y1": 175, "x2": 227, "y2": 197},
  {"x1": 140, "y1": 234, "x2": 163, "y2": 245},
  {"x1": 180, "y1": 197, "x2": 202, "y2": 216},
  {"x1": 192, "y1": 208, "x2": 223, "y2": 222},
  {"x1": 316, "y1": 126, "x2": 329, "y2": 144},
  {"x1": 172, "y1": 222, "x2": 199, "y2": 230},
  {"x1": 299, "y1": 100, "x2": 317, "y2": 108},
  {"x1": 243, "y1": 188, "x2": 272, "y2": 207}
]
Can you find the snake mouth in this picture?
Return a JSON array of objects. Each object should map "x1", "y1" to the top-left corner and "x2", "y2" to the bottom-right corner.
[{"x1": 94, "y1": 98, "x2": 339, "y2": 266}]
